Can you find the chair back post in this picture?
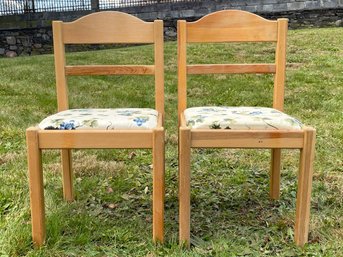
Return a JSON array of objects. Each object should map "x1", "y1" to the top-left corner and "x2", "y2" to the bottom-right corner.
[
  {"x1": 177, "y1": 20, "x2": 187, "y2": 120},
  {"x1": 177, "y1": 10, "x2": 288, "y2": 117},
  {"x1": 154, "y1": 20, "x2": 165, "y2": 119},
  {"x1": 53, "y1": 21, "x2": 69, "y2": 112},
  {"x1": 52, "y1": 12, "x2": 164, "y2": 116},
  {"x1": 273, "y1": 18, "x2": 288, "y2": 112}
]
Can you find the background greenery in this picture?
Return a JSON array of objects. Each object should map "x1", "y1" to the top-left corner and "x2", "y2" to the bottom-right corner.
[{"x1": 0, "y1": 27, "x2": 342, "y2": 256}]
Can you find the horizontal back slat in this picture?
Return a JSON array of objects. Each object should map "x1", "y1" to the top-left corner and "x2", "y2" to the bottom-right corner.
[
  {"x1": 62, "y1": 11, "x2": 154, "y2": 44},
  {"x1": 187, "y1": 64, "x2": 276, "y2": 74},
  {"x1": 65, "y1": 65, "x2": 155, "y2": 76},
  {"x1": 187, "y1": 10, "x2": 278, "y2": 43}
]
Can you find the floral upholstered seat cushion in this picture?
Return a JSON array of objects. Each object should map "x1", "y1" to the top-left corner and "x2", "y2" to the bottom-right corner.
[
  {"x1": 184, "y1": 107, "x2": 303, "y2": 130},
  {"x1": 38, "y1": 108, "x2": 158, "y2": 130}
]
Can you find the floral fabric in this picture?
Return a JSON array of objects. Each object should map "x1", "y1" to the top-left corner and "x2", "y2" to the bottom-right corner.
[
  {"x1": 38, "y1": 108, "x2": 158, "y2": 130},
  {"x1": 184, "y1": 106, "x2": 303, "y2": 130}
]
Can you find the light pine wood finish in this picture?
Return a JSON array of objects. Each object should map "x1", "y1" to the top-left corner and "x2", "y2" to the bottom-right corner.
[
  {"x1": 65, "y1": 65, "x2": 155, "y2": 76},
  {"x1": 273, "y1": 19, "x2": 288, "y2": 112},
  {"x1": 177, "y1": 10, "x2": 316, "y2": 247},
  {"x1": 179, "y1": 127, "x2": 191, "y2": 247},
  {"x1": 153, "y1": 128, "x2": 165, "y2": 242},
  {"x1": 270, "y1": 18, "x2": 287, "y2": 201},
  {"x1": 190, "y1": 130, "x2": 304, "y2": 148},
  {"x1": 186, "y1": 10, "x2": 278, "y2": 43},
  {"x1": 26, "y1": 11, "x2": 165, "y2": 247},
  {"x1": 53, "y1": 21, "x2": 68, "y2": 112},
  {"x1": 295, "y1": 127, "x2": 316, "y2": 246},
  {"x1": 154, "y1": 20, "x2": 165, "y2": 118},
  {"x1": 62, "y1": 11, "x2": 154, "y2": 44},
  {"x1": 61, "y1": 149, "x2": 73, "y2": 201},
  {"x1": 177, "y1": 20, "x2": 187, "y2": 121},
  {"x1": 187, "y1": 64, "x2": 276, "y2": 74},
  {"x1": 270, "y1": 148, "x2": 281, "y2": 199},
  {"x1": 38, "y1": 130, "x2": 154, "y2": 149},
  {"x1": 26, "y1": 127, "x2": 45, "y2": 247}
]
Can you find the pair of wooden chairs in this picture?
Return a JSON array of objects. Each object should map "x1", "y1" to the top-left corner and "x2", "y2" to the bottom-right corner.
[{"x1": 26, "y1": 10, "x2": 315, "y2": 248}]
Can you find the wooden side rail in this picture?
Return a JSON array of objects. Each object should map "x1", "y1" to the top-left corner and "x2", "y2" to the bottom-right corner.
[
  {"x1": 38, "y1": 130, "x2": 154, "y2": 149},
  {"x1": 190, "y1": 130, "x2": 304, "y2": 148}
]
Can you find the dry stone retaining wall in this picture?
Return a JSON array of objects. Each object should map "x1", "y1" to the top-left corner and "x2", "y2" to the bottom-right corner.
[{"x1": 0, "y1": 0, "x2": 342, "y2": 57}]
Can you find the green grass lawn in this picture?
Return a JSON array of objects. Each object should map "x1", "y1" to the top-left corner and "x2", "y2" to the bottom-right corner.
[{"x1": 0, "y1": 27, "x2": 342, "y2": 256}]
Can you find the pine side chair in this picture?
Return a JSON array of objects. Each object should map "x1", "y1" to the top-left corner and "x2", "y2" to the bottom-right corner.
[
  {"x1": 177, "y1": 10, "x2": 316, "y2": 247},
  {"x1": 26, "y1": 11, "x2": 165, "y2": 247}
]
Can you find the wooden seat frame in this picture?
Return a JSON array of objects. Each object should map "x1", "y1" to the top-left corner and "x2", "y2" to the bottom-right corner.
[
  {"x1": 26, "y1": 11, "x2": 165, "y2": 247},
  {"x1": 177, "y1": 10, "x2": 316, "y2": 247}
]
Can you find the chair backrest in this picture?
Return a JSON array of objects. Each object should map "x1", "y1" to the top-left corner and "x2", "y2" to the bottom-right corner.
[
  {"x1": 53, "y1": 11, "x2": 164, "y2": 116},
  {"x1": 177, "y1": 10, "x2": 288, "y2": 118}
]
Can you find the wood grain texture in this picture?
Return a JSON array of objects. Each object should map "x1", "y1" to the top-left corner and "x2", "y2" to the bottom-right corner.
[
  {"x1": 177, "y1": 20, "x2": 187, "y2": 120},
  {"x1": 187, "y1": 10, "x2": 278, "y2": 43},
  {"x1": 177, "y1": 10, "x2": 314, "y2": 247},
  {"x1": 65, "y1": 65, "x2": 155, "y2": 76},
  {"x1": 30, "y1": 12, "x2": 165, "y2": 247},
  {"x1": 273, "y1": 19, "x2": 288, "y2": 111},
  {"x1": 295, "y1": 127, "x2": 316, "y2": 246},
  {"x1": 26, "y1": 127, "x2": 45, "y2": 247},
  {"x1": 53, "y1": 21, "x2": 68, "y2": 111},
  {"x1": 154, "y1": 20, "x2": 165, "y2": 117},
  {"x1": 62, "y1": 11, "x2": 154, "y2": 44},
  {"x1": 153, "y1": 128, "x2": 165, "y2": 243},
  {"x1": 179, "y1": 127, "x2": 191, "y2": 247},
  {"x1": 61, "y1": 149, "x2": 73, "y2": 201},
  {"x1": 38, "y1": 130, "x2": 153, "y2": 149},
  {"x1": 187, "y1": 64, "x2": 276, "y2": 74},
  {"x1": 270, "y1": 148, "x2": 281, "y2": 199},
  {"x1": 191, "y1": 130, "x2": 304, "y2": 148}
]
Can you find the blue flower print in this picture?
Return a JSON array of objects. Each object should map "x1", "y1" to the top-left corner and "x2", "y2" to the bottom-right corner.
[
  {"x1": 118, "y1": 111, "x2": 134, "y2": 116},
  {"x1": 133, "y1": 117, "x2": 148, "y2": 127},
  {"x1": 201, "y1": 108, "x2": 217, "y2": 112},
  {"x1": 59, "y1": 120, "x2": 76, "y2": 130},
  {"x1": 118, "y1": 110, "x2": 141, "y2": 116},
  {"x1": 249, "y1": 111, "x2": 263, "y2": 116}
]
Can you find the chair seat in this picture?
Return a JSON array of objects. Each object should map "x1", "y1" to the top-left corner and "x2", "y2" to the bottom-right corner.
[
  {"x1": 184, "y1": 106, "x2": 303, "y2": 130},
  {"x1": 38, "y1": 108, "x2": 158, "y2": 130}
]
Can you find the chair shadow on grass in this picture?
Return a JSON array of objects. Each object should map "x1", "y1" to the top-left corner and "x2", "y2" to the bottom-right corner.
[
  {"x1": 42, "y1": 148, "x2": 302, "y2": 249},
  {"x1": 42, "y1": 149, "x2": 156, "y2": 247},
  {"x1": 184, "y1": 148, "x2": 302, "y2": 247}
]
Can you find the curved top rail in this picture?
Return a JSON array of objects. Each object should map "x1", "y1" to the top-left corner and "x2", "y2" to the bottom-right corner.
[
  {"x1": 60, "y1": 11, "x2": 154, "y2": 44},
  {"x1": 186, "y1": 10, "x2": 279, "y2": 42},
  {"x1": 191, "y1": 10, "x2": 275, "y2": 25}
]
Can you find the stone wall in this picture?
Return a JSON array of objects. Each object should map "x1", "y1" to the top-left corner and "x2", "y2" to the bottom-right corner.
[
  {"x1": 1, "y1": 0, "x2": 343, "y2": 57},
  {"x1": 0, "y1": 28, "x2": 52, "y2": 57}
]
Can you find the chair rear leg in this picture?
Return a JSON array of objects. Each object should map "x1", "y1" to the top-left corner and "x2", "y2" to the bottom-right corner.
[
  {"x1": 179, "y1": 128, "x2": 191, "y2": 247},
  {"x1": 61, "y1": 149, "x2": 73, "y2": 201},
  {"x1": 270, "y1": 149, "x2": 281, "y2": 199},
  {"x1": 295, "y1": 128, "x2": 316, "y2": 246},
  {"x1": 152, "y1": 129, "x2": 165, "y2": 243},
  {"x1": 26, "y1": 128, "x2": 45, "y2": 247}
]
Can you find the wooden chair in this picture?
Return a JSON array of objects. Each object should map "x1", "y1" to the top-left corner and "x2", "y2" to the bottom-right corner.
[
  {"x1": 177, "y1": 10, "x2": 316, "y2": 247},
  {"x1": 26, "y1": 11, "x2": 165, "y2": 247}
]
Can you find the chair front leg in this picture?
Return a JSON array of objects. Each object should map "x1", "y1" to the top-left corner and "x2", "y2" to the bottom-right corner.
[
  {"x1": 270, "y1": 148, "x2": 281, "y2": 199},
  {"x1": 61, "y1": 149, "x2": 73, "y2": 201},
  {"x1": 26, "y1": 128, "x2": 46, "y2": 247},
  {"x1": 295, "y1": 128, "x2": 316, "y2": 246},
  {"x1": 152, "y1": 128, "x2": 165, "y2": 243},
  {"x1": 179, "y1": 127, "x2": 191, "y2": 247}
]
